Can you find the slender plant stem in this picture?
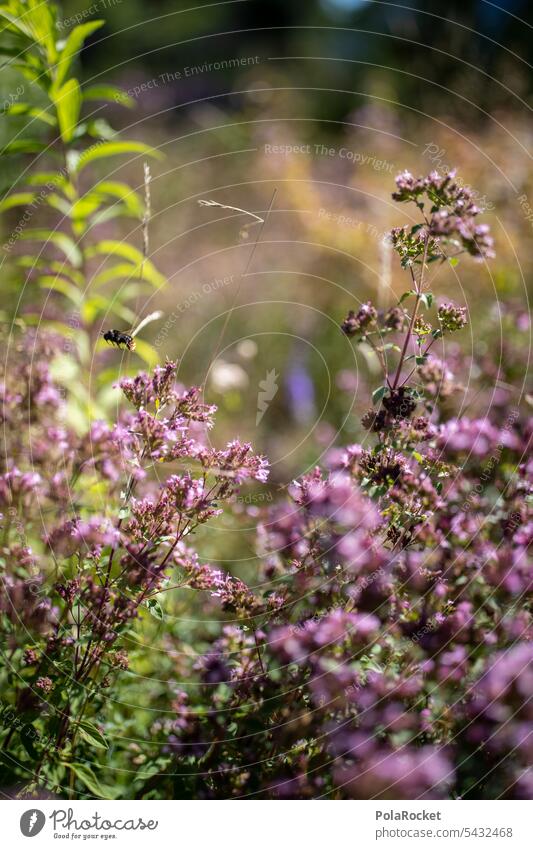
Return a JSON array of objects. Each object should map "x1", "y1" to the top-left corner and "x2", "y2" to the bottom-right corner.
[
  {"x1": 399, "y1": 336, "x2": 438, "y2": 388},
  {"x1": 391, "y1": 237, "x2": 429, "y2": 390}
]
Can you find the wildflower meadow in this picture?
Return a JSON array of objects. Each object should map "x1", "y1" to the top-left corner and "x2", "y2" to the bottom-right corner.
[{"x1": 0, "y1": 0, "x2": 531, "y2": 820}]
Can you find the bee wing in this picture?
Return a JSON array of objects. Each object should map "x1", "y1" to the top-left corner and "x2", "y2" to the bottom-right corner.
[{"x1": 131, "y1": 310, "x2": 163, "y2": 338}]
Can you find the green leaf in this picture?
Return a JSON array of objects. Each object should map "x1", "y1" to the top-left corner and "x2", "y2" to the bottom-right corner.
[
  {"x1": 83, "y1": 85, "x2": 135, "y2": 108},
  {"x1": 83, "y1": 296, "x2": 135, "y2": 325},
  {"x1": 0, "y1": 192, "x2": 35, "y2": 212},
  {"x1": 27, "y1": 172, "x2": 67, "y2": 191},
  {"x1": 2, "y1": 140, "x2": 47, "y2": 154},
  {"x1": 20, "y1": 230, "x2": 83, "y2": 267},
  {"x1": 26, "y1": 3, "x2": 58, "y2": 62},
  {"x1": 0, "y1": 45, "x2": 23, "y2": 57},
  {"x1": 19, "y1": 724, "x2": 39, "y2": 759},
  {"x1": 69, "y1": 196, "x2": 104, "y2": 222},
  {"x1": 54, "y1": 21, "x2": 105, "y2": 89},
  {"x1": 0, "y1": 8, "x2": 33, "y2": 38},
  {"x1": 415, "y1": 355, "x2": 427, "y2": 365},
  {"x1": 81, "y1": 119, "x2": 117, "y2": 143},
  {"x1": 11, "y1": 64, "x2": 44, "y2": 87},
  {"x1": 75, "y1": 140, "x2": 162, "y2": 173},
  {"x1": 87, "y1": 241, "x2": 166, "y2": 288},
  {"x1": 88, "y1": 205, "x2": 136, "y2": 228},
  {"x1": 69, "y1": 182, "x2": 144, "y2": 228},
  {"x1": 431, "y1": 328, "x2": 443, "y2": 339},
  {"x1": 144, "y1": 598, "x2": 164, "y2": 620},
  {"x1": 372, "y1": 385, "x2": 387, "y2": 405},
  {"x1": 18, "y1": 257, "x2": 84, "y2": 284},
  {"x1": 399, "y1": 291, "x2": 415, "y2": 304},
  {"x1": 420, "y1": 292, "x2": 434, "y2": 310},
  {"x1": 54, "y1": 78, "x2": 82, "y2": 143},
  {"x1": 92, "y1": 260, "x2": 165, "y2": 290},
  {"x1": 62, "y1": 761, "x2": 114, "y2": 798},
  {"x1": 46, "y1": 194, "x2": 73, "y2": 216},
  {"x1": 77, "y1": 720, "x2": 109, "y2": 750},
  {"x1": 38, "y1": 275, "x2": 82, "y2": 306},
  {"x1": 91, "y1": 262, "x2": 138, "y2": 288},
  {"x1": 87, "y1": 181, "x2": 144, "y2": 218},
  {"x1": 3, "y1": 103, "x2": 57, "y2": 126}
]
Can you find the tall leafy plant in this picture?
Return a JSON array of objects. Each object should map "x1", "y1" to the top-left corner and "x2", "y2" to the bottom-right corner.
[{"x1": 0, "y1": 0, "x2": 165, "y2": 422}]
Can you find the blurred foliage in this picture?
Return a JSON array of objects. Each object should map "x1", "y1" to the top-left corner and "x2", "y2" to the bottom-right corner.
[
  {"x1": 0, "y1": 0, "x2": 166, "y2": 426},
  {"x1": 62, "y1": 0, "x2": 533, "y2": 120}
]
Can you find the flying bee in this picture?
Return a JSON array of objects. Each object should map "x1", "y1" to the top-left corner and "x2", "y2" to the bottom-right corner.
[
  {"x1": 101, "y1": 311, "x2": 163, "y2": 352},
  {"x1": 103, "y1": 328, "x2": 136, "y2": 351}
]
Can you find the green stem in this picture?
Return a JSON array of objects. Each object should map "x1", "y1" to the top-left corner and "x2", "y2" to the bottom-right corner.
[{"x1": 391, "y1": 237, "x2": 429, "y2": 390}]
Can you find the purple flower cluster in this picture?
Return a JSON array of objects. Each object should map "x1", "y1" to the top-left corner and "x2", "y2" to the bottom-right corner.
[
  {"x1": 341, "y1": 302, "x2": 378, "y2": 335},
  {"x1": 437, "y1": 302, "x2": 468, "y2": 332},
  {"x1": 46, "y1": 516, "x2": 120, "y2": 558},
  {"x1": 393, "y1": 169, "x2": 495, "y2": 260},
  {"x1": 0, "y1": 347, "x2": 270, "y2": 776}
]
